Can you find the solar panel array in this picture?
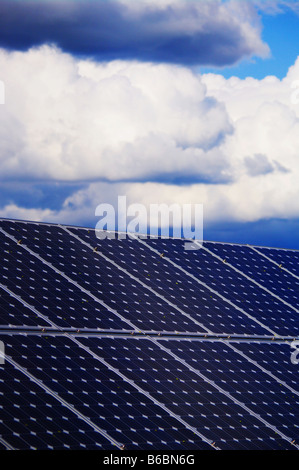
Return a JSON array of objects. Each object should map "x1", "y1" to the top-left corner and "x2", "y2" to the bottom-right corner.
[{"x1": 0, "y1": 218, "x2": 298, "y2": 451}]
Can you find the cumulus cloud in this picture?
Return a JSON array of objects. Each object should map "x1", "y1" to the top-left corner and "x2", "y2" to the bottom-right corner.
[
  {"x1": 0, "y1": 45, "x2": 233, "y2": 184},
  {"x1": 202, "y1": 64, "x2": 299, "y2": 182},
  {"x1": 0, "y1": 46, "x2": 299, "y2": 229},
  {"x1": 0, "y1": 0, "x2": 269, "y2": 66}
]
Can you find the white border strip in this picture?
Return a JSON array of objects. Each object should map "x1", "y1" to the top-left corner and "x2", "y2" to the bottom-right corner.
[{"x1": 0, "y1": 436, "x2": 15, "y2": 450}]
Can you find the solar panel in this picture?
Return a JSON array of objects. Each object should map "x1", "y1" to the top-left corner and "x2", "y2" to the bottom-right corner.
[{"x1": 0, "y1": 217, "x2": 298, "y2": 452}]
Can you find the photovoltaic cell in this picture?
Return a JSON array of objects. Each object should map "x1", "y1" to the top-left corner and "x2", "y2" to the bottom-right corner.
[
  {"x1": 1, "y1": 222, "x2": 207, "y2": 333},
  {"x1": 1, "y1": 333, "x2": 213, "y2": 450},
  {"x1": 144, "y1": 237, "x2": 299, "y2": 336},
  {"x1": 204, "y1": 242, "x2": 299, "y2": 308},
  {"x1": 0, "y1": 360, "x2": 117, "y2": 450},
  {"x1": 231, "y1": 341, "x2": 299, "y2": 390},
  {"x1": 0, "y1": 218, "x2": 298, "y2": 451},
  {"x1": 78, "y1": 335, "x2": 297, "y2": 450},
  {"x1": 256, "y1": 246, "x2": 299, "y2": 278},
  {"x1": 67, "y1": 227, "x2": 273, "y2": 336},
  {"x1": 0, "y1": 289, "x2": 50, "y2": 328}
]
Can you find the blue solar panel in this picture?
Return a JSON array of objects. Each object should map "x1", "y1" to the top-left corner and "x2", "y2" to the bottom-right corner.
[
  {"x1": 1, "y1": 222, "x2": 208, "y2": 334},
  {"x1": 144, "y1": 237, "x2": 299, "y2": 337},
  {"x1": 256, "y1": 246, "x2": 299, "y2": 278},
  {"x1": 204, "y1": 242, "x2": 299, "y2": 308},
  {"x1": 67, "y1": 226, "x2": 273, "y2": 336},
  {"x1": 0, "y1": 359, "x2": 118, "y2": 450},
  {"x1": 0, "y1": 218, "x2": 298, "y2": 451},
  {"x1": 1, "y1": 333, "x2": 213, "y2": 450},
  {"x1": 231, "y1": 341, "x2": 298, "y2": 391},
  {"x1": 77, "y1": 335, "x2": 298, "y2": 450},
  {"x1": 0, "y1": 289, "x2": 50, "y2": 328}
]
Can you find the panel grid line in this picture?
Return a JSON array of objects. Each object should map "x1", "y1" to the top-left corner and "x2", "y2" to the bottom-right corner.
[
  {"x1": 66, "y1": 334, "x2": 220, "y2": 450},
  {"x1": 0, "y1": 325, "x2": 296, "y2": 343},
  {"x1": 3, "y1": 355, "x2": 124, "y2": 450},
  {"x1": 1, "y1": 219, "x2": 298, "y2": 451},
  {"x1": 0, "y1": 436, "x2": 15, "y2": 450},
  {"x1": 1, "y1": 226, "x2": 297, "y2": 404},
  {"x1": 250, "y1": 245, "x2": 299, "y2": 282},
  {"x1": 132, "y1": 235, "x2": 278, "y2": 336},
  {"x1": 0, "y1": 227, "x2": 138, "y2": 333},
  {"x1": 148, "y1": 337, "x2": 299, "y2": 449},
  {"x1": 60, "y1": 225, "x2": 213, "y2": 335},
  {"x1": 197, "y1": 242, "x2": 299, "y2": 314}
]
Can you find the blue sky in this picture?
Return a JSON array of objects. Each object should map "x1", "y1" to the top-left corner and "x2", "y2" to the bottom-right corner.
[
  {"x1": 201, "y1": 5, "x2": 299, "y2": 80},
  {"x1": 0, "y1": 0, "x2": 298, "y2": 249},
  {"x1": 200, "y1": 4, "x2": 299, "y2": 80}
]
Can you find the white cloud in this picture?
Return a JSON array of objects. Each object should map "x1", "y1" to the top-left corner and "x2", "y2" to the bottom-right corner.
[
  {"x1": 202, "y1": 58, "x2": 299, "y2": 179},
  {"x1": 0, "y1": 46, "x2": 299, "y2": 228},
  {"x1": 0, "y1": 45, "x2": 233, "y2": 183},
  {"x1": 0, "y1": 0, "x2": 270, "y2": 66}
]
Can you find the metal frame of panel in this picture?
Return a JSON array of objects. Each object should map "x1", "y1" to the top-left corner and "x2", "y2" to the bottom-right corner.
[{"x1": 0, "y1": 218, "x2": 298, "y2": 450}]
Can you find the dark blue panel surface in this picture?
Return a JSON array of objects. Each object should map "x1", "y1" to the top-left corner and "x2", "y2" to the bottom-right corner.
[
  {"x1": 0, "y1": 359, "x2": 117, "y2": 450},
  {"x1": 79, "y1": 335, "x2": 297, "y2": 450},
  {"x1": 0, "y1": 231, "x2": 132, "y2": 331},
  {"x1": 1, "y1": 218, "x2": 298, "y2": 451},
  {"x1": 0, "y1": 333, "x2": 212, "y2": 450},
  {"x1": 204, "y1": 242, "x2": 299, "y2": 309},
  {"x1": 1, "y1": 221, "x2": 207, "y2": 333},
  {"x1": 144, "y1": 237, "x2": 299, "y2": 336},
  {"x1": 0, "y1": 289, "x2": 50, "y2": 328},
  {"x1": 68, "y1": 227, "x2": 272, "y2": 336},
  {"x1": 158, "y1": 338, "x2": 299, "y2": 439},
  {"x1": 232, "y1": 341, "x2": 299, "y2": 391},
  {"x1": 257, "y1": 246, "x2": 299, "y2": 277}
]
